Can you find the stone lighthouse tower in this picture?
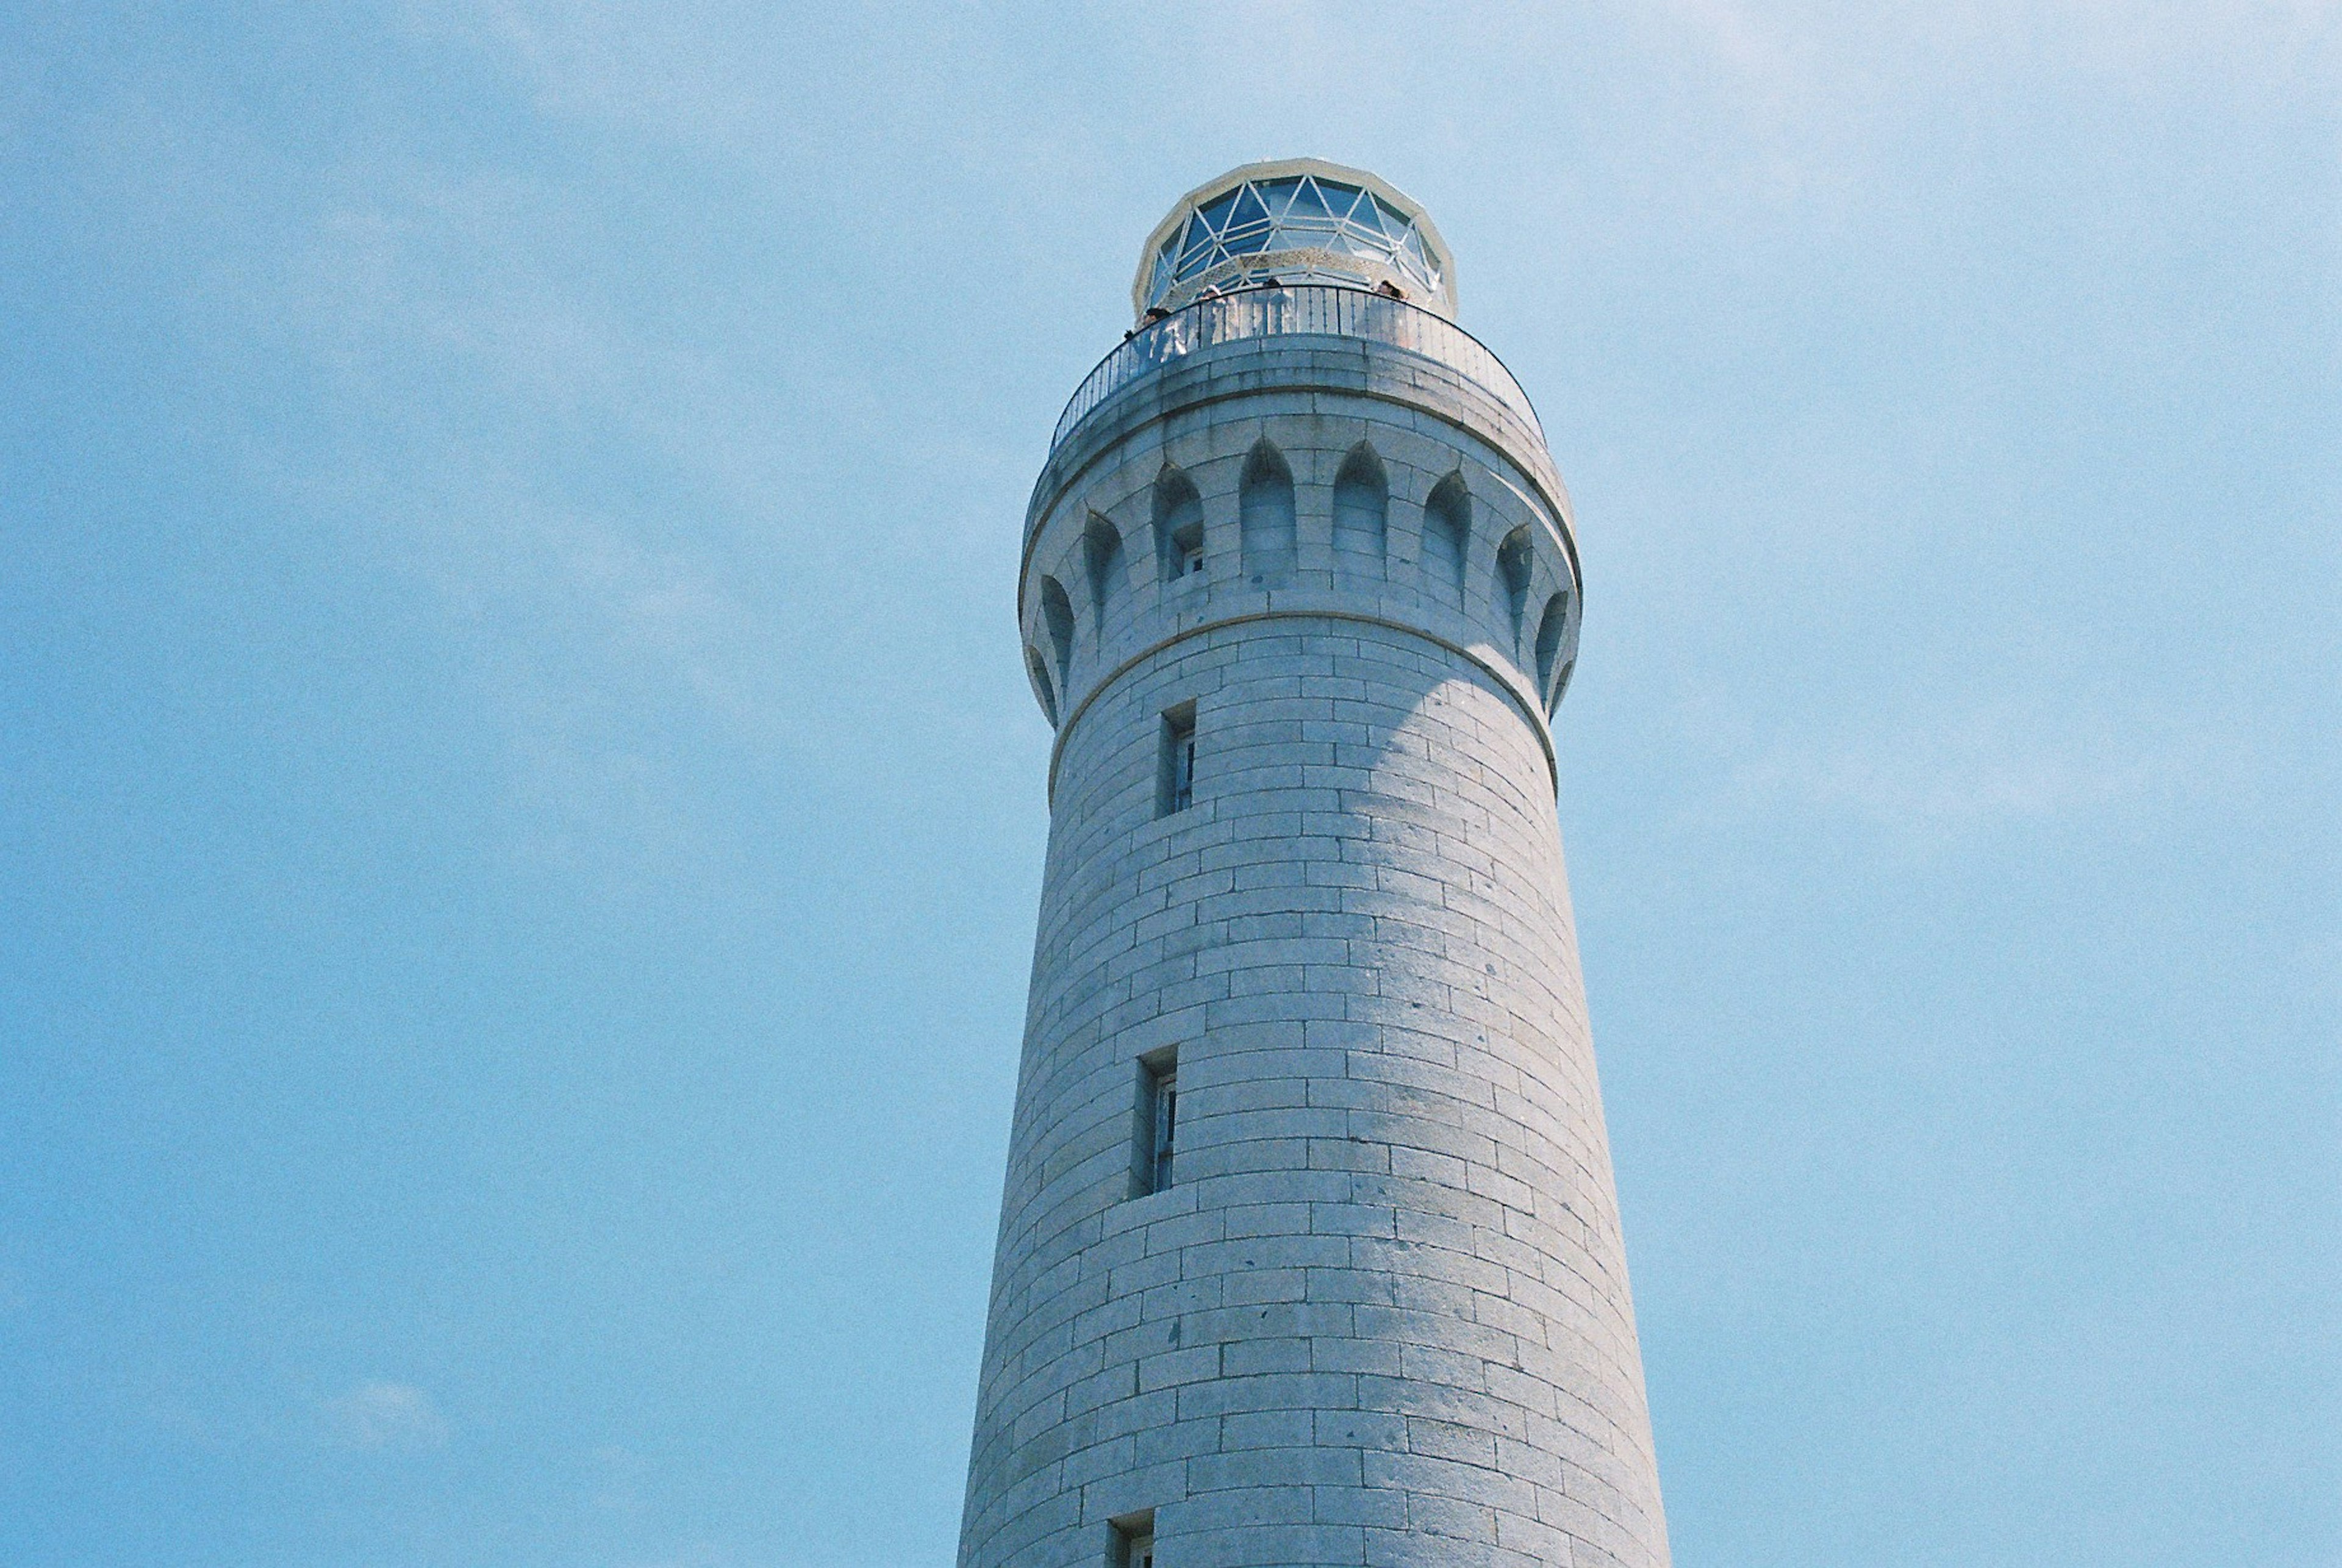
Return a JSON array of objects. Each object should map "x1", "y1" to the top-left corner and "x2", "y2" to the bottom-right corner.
[{"x1": 959, "y1": 160, "x2": 1669, "y2": 1568}]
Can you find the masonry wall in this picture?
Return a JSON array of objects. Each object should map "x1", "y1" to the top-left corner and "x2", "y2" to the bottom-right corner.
[{"x1": 961, "y1": 336, "x2": 1667, "y2": 1568}]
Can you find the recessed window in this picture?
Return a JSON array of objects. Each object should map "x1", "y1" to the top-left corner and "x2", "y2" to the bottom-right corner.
[
  {"x1": 1134, "y1": 1048, "x2": 1178, "y2": 1196},
  {"x1": 1173, "y1": 522, "x2": 1205, "y2": 578},
  {"x1": 1157, "y1": 702, "x2": 1197, "y2": 817},
  {"x1": 1111, "y1": 1510, "x2": 1158, "y2": 1568}
]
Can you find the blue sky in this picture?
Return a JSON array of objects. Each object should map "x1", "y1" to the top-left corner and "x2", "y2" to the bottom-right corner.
[{"x1": 2, "y1": 4, "x2": 2335, "y2": 1564}]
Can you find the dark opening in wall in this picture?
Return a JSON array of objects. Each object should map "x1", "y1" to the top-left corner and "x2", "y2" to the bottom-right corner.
[
  {"x1": 1172, "y1": 521, "x2": 1205, "y2": 577},
  {"x1": 1109, "y1": 1509, "x2": 1158, "y2": 1568},
  {"x1": 1156, "y1": 701, "x2": 1197, "y2": 817},
  {"x1": 1131, "y1": 1049, "x2": 1178, "y2": 1197}
]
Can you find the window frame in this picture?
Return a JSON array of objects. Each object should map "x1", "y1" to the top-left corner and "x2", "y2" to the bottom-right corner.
[
  {"x1": 1157, "y1": 701, "x2": 1197, "y2": 817},
  {"x1": 1110, "y1": 1509, "x2": 1158, "y2": 1568},
  {"x1": 1175, "y1": 525, "x2": 1206, "y2": 578},
  {"x1": 1133, "y1": 1047, "x2": 1179, "y2": 1197}
]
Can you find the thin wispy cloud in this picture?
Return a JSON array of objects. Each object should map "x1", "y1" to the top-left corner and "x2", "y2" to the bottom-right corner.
[{"x1": 322, "y1": 1382, "x2": 448, "y2": 1452}]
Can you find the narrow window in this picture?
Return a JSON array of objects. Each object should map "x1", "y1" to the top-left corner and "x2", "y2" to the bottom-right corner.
[
  {"x1": 1133, "y1": 1050, "x2": 1178, "y2": 1196},
  {"x1": 1175, "y1": 526, "x2": 1205, "y2": 578},
  {"x1": 1111, "y1": 1511, "x2": 1159, "y2": 1568},
  {"x1": 1153, "y1": 467, "x2": 1207, "y2": 583},
  {"x1": 1422, "y1": 471, "x2": 1470, "y2": 599},
  {"x1": 1156, "y1": 701, "x2": 1196, "y2": 817}
]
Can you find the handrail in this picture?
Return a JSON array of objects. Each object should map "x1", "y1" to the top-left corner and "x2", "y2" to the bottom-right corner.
[{"x1": 1050, "y1": 284, "x2": 1545, "y2": 455}]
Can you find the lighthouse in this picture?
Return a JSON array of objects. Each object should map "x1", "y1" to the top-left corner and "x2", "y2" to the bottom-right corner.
[{"x1": 959, "y1": 160, "x2": 1669, "y2": 1568}]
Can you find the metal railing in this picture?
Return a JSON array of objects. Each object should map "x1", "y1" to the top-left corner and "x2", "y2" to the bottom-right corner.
[{"x1": 1050, "y1": 284, "x2": 1546, "y2": 454}]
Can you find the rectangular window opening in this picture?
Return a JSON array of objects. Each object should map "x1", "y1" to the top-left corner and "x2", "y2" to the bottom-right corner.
[
  {"x1": 1133, "y1": 1048, "x2": 1178, "y2": 1197},
  {"x1": 1173, "y1": 523, "x2": 1205, "y2": 578},
  {"x1": 1157, "y1": 702, "x2": 1197, "y2": 817},
  {"x1": 1110, "y1": 1509, "x2": 1158, "y2": 1568}
]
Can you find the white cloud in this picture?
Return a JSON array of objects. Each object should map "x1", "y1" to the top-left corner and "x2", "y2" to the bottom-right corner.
[{"x1": 323, "y1": 1381, "x2": 448, "y2": 1452}]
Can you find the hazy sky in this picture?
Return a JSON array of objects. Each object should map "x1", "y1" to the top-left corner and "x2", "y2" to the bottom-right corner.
[{"x1": 3, "y1": 4, "x2": 2336, "y2": 1565}]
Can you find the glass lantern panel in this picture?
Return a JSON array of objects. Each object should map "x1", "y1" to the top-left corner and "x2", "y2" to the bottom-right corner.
[
  {"x1": 1398, "y1": 226, "x2": 1432, "y2": 281},
  {"x1": 1176, "y1": 215, "x2": 1215, "y2": 270},
  {"x1": 1226, "y1": 182, "x2": 1271, "y2": 234}
]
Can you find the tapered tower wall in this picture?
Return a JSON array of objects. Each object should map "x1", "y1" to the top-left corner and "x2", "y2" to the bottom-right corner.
[{"x1": 961, "y1": 167, "x2": 1668, "y2": 1568}]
